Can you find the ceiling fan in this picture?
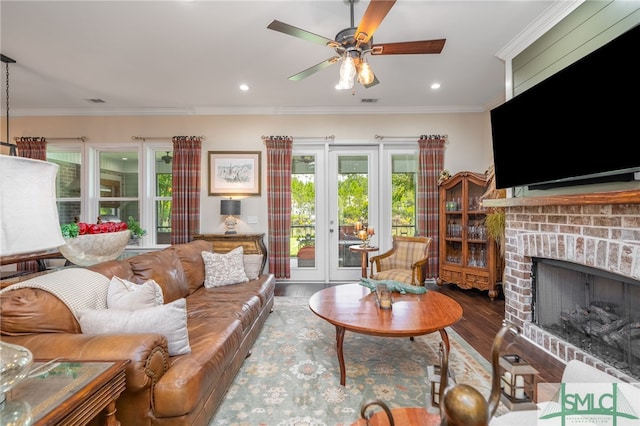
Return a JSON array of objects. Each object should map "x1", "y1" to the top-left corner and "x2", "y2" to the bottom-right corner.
[{"x1": 267, "y1": 0, "x2": 446, "y2": 90}]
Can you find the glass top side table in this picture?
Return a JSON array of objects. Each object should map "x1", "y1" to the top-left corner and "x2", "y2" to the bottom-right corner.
[{"x1": 3, "y1": 359, "x2": 129, "y2": 426}]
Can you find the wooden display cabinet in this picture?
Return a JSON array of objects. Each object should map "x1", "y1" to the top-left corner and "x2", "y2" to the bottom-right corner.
[{"x1": 437, "y1": 171, "x2": 501, "y2": 299}]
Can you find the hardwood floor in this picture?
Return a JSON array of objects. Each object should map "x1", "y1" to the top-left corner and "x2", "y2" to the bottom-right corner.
[{"x1": 275, "y1": 281, "x2": 566, "y2": 384}]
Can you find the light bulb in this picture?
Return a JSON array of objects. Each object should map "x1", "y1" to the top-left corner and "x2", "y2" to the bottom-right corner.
[
  {"x1": 357, "y1": 61, "x2": 375, "y2": 85},
  {"x1": 337, "y1": 56, "x2": 356, "y2": 90}
]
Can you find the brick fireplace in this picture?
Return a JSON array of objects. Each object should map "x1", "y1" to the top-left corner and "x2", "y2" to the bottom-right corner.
[{"x1": 486, "y1": 191, "x2": 640, "y2": 382}]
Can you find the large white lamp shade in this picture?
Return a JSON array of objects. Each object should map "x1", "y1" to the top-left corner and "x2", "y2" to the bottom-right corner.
[{"x1": 0, "y1": 155, "x2": 65, "y2": 256}]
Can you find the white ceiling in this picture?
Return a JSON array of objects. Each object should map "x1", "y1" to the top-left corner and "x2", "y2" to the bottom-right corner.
[{"x1": 0, "y1": 0, "x2": 573, "y2": 117}]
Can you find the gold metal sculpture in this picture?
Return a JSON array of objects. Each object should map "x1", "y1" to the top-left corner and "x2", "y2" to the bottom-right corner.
[{"x1": 439, "y1": 320, "x2": 519, "y2": 426}]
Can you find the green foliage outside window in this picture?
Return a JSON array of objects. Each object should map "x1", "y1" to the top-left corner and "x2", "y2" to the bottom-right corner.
[
  {"x1": 157, "y1": 173, "x2": 172, "y2": 234},
  {"x1": 391, "y1": 172, "x2": 416, "y2": 235}
]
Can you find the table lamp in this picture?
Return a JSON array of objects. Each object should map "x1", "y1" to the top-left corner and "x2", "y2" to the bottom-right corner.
[
  {"x1": 220, "y1": 199, "x2": 241, "y2": 234},
  {"x1": 0, "y1": 155, "x2": 66, "y2": 421},
  {"x1": 0, "y1": 155, "x2": 65, "y2": 257}
]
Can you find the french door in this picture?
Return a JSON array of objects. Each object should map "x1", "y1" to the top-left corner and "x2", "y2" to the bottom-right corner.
[{"x1": 289, "y1": 145, "x2": 379, "y2": 282}]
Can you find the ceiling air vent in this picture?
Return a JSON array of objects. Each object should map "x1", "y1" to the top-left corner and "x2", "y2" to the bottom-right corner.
[{"x1": 360, "y1": 98, "x2": 379, "y2": 103}]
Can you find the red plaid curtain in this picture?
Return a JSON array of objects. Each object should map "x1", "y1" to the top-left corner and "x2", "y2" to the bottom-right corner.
[
  {"x1": 17, "y1": 137, "x2": 47, "y2": 160},
  {"x1": 265, "y1": 136, "x2": 292, "y2": 279},
  {"x1": 171, "y1": 136, "x2": 201, "y2": 244},
  {"x1": 416, "y1": 135, "x2": 447, "y2": 278},
  {"x1": 16, "y1": 137, "x2": 48, "y2": 271}
]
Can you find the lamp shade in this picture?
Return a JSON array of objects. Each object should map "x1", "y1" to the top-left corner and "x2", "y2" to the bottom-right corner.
[
  {"x1": 220, "y1": 199, "x2": 241, "y2": 216},
  {"x1": 0, "y1": 155, "x2": 65, "y2": 256}
]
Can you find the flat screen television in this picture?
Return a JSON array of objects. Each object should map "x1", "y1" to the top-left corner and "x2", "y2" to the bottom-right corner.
[{"x1": 490, "y1": 23, "x2": 640, "y2": 190}]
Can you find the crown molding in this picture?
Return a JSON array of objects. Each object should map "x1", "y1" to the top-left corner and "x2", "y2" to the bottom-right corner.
[
  {"x1": 10, "y1": 104, "x2": 486, "y2": 117},
  {"x1": 496, "y1": 0, "x2": 584, "y2": 61}
]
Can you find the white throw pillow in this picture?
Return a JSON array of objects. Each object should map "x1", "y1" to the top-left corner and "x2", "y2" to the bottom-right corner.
[
  {"x1": 77, "y1": 298, "x2": 191, "y2": 356},
  {"x1": 202, "y1": 247, "x2": 249, "y2": 288},
  {"x1": 107, "y1": 276, "x2": 164, "y2": 310},
  {"x1": 243, "y1": 254, "x2": 263, "y2": 280}
]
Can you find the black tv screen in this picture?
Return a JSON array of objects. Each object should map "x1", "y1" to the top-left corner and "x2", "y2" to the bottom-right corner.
[{"x1": 490, "y1": 24, "x2": 640, "y2": 190}]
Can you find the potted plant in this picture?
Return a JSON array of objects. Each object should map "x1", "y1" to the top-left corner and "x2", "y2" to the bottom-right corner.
[
  {"x1": 485, "y1": 209, "x2": 505, "y2": 257},
  {"x1": 126, "y1": 216, "x2": 147, "y2": 238}
]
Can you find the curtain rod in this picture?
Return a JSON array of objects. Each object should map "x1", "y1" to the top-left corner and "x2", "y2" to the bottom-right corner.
[
  {"x1": 375, "y1": 134, "x2": 449, "y2": 141},
  {"x1": 132, "y1": 136, "x2": 206, "y2": 141},
  {"x1": 1, "y1": 141, "x2": 17, "y2": 156},
  {"x1": 261, "y1": 135, "x2": 335, "y2": 141},
  {"x1": 14, "y1": 136, "x2": 88, "y2": 142}
]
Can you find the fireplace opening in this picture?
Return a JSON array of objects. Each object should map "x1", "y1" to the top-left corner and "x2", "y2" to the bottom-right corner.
[{"x1": 532, "y1": 258, "x2": 640, "y2": 380}]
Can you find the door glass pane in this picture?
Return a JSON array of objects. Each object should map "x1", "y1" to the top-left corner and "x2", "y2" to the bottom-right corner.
[
  {"x1": 391, "y1": 154, "x2": 417, "y2": 236},
  {"x1": 337, "y1": 155, "x2": 368, "y2": 268},
  {"x1": 291, "y1": 155, "x2": 316, "y2": 268}
]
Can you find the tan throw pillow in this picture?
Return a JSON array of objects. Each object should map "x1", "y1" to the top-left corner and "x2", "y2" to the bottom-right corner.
[
  {"x1": 202, "y1": 247, "x2": 249, "y2": 288},
  {"x1": 243, "y1": 254, "x2": 264, "y2": 280},
  {"x1": 77, "y1": 298, "x2": 190, "y2": 356},
  {"x1": 107, "y1": 276, "x2": 164, "y2": 310}
]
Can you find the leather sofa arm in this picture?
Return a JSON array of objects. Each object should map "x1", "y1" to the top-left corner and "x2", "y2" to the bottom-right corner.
[{"x1": 1, "y1": 333, "x2": 170, "y2": 392}]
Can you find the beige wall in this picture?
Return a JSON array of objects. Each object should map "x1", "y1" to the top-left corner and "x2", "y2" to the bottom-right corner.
[{"x1": 6, "y1": 112, "x2": 493, "y2": 234}]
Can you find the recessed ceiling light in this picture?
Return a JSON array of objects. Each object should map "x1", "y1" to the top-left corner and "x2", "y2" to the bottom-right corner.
[
  {"x1": 430, "y1": 83, "x2": 441, "y2": 90},
  {"x1": 239, "y1": 84, "x2": 249, "y2": 91}
]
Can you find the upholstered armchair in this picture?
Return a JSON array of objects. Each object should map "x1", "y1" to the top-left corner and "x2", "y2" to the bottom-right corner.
[{"x1": 369, "y1": 236, "x2": 432, "y2": 285}]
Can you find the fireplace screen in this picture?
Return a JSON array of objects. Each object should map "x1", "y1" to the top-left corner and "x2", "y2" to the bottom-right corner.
[{"x1": 532, "y1": 258, "x2": 640, "y2": 380}]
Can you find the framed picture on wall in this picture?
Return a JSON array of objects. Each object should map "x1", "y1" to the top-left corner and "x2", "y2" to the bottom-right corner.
[{"x1": 208, "y1": 151, "x2": 261, "y2": 196}]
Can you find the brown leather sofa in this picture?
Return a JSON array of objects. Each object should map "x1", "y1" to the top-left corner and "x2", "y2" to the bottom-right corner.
[{"x1": 0, "y1": 239, "x2": 275, "y2": 425}]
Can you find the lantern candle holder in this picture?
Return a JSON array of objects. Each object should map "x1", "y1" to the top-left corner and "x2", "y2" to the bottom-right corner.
[
  {"x1": 427, "y1": 363, "x2": 455, "y2": 408},
  {"x1": 499, "y1": 354, "x2": 539, "y2": 411},
  {"x1": 354, "y1": 221, "x2": 374, "y2": 247}
]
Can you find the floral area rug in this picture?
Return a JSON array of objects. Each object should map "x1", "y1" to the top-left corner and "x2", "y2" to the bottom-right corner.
[{"x1": 210, "y1": 296, "x2": 505, "y2": 426}]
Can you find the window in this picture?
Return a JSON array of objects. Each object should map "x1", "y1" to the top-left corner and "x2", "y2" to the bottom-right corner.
[
  {"x1": 391, "y1": 154, "x2": 417, "y2": 236},
  {"x1": 98, "y1": 150, "x2": 140, "y2": 243},
  {"x1": 47, "y1": 143, "x2": 172, "y2": 247},
  {"x1": 155, "y1": 151, "x2": 173, "y2": 244},
  {"x1": 47, "y1": 149, "x2": 82, "y2": 225},
  {"x1": 291, "y1": 154, "x2": 316, "y2": 264}
]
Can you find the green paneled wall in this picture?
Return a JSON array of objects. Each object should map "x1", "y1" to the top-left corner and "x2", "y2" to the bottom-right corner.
[{"x1": 513, "y1": 0, "x2": 640, "y2": 96}]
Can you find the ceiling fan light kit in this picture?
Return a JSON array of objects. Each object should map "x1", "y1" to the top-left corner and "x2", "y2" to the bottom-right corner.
[{"x1": 267, "y1": 0, "x2": 445, "y2": 91}]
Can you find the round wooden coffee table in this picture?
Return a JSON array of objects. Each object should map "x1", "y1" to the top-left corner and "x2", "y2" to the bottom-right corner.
[{"x1": 309, "y1": 283, "x2": 463, "y2": 386}]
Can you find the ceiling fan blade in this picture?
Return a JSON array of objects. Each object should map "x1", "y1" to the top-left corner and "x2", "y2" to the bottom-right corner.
[
  {"x1": 354, "y1": 0, "x2": 396, "y2": 44},
  {"x1": 267, "y1": 20, "x2": 335, "y2": 47},
  {"x1": 288, "y1": 56, "x2": 341, "y2": 81},
  {"x1": 371, "y1": 39, "x2": 446, "y2": 55}
]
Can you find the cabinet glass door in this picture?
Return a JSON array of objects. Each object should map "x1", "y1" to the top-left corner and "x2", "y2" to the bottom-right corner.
[
  {"x1": 466, "y1": 181, "x2": 488, "y2": 268},
  {"x1": 444, "y1": 181, "x2": 463, "y2": 265}
]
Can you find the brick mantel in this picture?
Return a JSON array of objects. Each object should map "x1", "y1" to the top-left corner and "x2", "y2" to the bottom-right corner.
[
  {"x1": 499, "y1": 197, "x2": 640, "y2": 381},
  {"x1": 482, "y1": 189, "x2": 640, "y2": 208}
]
